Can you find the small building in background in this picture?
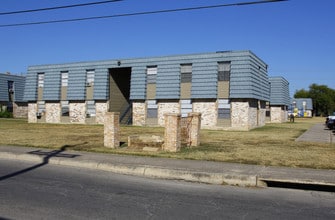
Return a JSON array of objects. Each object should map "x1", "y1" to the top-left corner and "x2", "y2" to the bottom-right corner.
[
  {"x1": 0, "y1": 73, "x2": 27, "y2": 118},
  {"x1": 289, "y1": 98, "x2": 313, "y2": 117},
  {"x1": 268, "y1": 76, "x2": 290, "y2": 123}
]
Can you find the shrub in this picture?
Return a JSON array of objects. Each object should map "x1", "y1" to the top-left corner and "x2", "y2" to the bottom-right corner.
[{"x1": 0, "y1": 110, "x2": 13, "y2": 118}]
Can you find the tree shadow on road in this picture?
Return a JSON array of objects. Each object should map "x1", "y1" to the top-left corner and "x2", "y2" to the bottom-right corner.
[{"x1": 0, "y1": 144, "x2": 82, "y2": 181}]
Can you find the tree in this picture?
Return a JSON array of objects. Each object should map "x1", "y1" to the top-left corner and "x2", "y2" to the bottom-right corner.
[
  {"x1": 294, "y1": 89, "x2": 309, "y2": 98},
  {"x1": 294, "y1": 84, "x2": 335, "y2": 116}
]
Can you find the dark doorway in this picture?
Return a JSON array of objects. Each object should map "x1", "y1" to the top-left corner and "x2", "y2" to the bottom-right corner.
[
  {"x1": 7, "y1": 81, "x2": 14, "y2": 113},
  {"x1": 109, "y1": 67, "x2": 132, "y2": 124}
]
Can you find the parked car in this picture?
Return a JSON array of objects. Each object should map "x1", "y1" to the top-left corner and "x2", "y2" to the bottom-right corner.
[{"x1": 326, "y1": 115, "x2": 335, "y2": 130}]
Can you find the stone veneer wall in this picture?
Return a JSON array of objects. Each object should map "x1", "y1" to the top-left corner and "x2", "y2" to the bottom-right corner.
[
  {"x1": 28, "y1": 103, "x2": 37, "y2": 123},
  {"x1": 96, "y1": 101, "x2": 109, "y2": 124},
  {"x1": 69, "y1": 102, "x2": 86, "y2": 124},
  {"x1": 184, "y1": 112, "x2": 201, "y2": 147},
  {"x1": 282, "y1": 109, "x2": 288, "y2": 121},
  {"x1": 104, "y1": 112, "x2": 120, "y2": 148},
  {"x1": 231, "y1": 100, "x2": 252, "y2": 130},
  {"x1": 231, "y1": 101, "x2": 248, "y2": 130},
  {"x1": 270, "y1": 106, "x2": 283, "y2": 123},
  {"x1": 163, "y1": 113, "x2": 181, "y2": 152},
  {"x1": 270, "y1": 106, "x2": 288, "y2": 123},
  {"x1": 193, "y1": 101, "x2": 217, "y2": 128},
  {"x1": 231, "y1": 99, "x2": 266, "y2": 130},
  {"x1": 45, "y1": 103, "x2": 61, "y2": 123},
  {"x1": 132, "y1": 102, "x2": 146, "y2": 126},
  {"x1": 158, "y1": 102, "x2": 180, "y2": 126},
  {"x1": 13, "y1": 102, "x2": 28, "y2": 118}
]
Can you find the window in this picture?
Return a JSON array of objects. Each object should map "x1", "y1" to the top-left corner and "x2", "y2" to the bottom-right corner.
[
  {"x1": 218, "y1": 99, "x2": 230, "y2": 119},
  {"x1": 61, "y1": 101, "x2": 69, "y2": 116},
  {"x1": 7, "y1": 81, "x2": 14, "y2": 102},
  {"x1": 180, "y1": 99, "x2": 192, "y2": 117},
  {"x1": 146, "y1": 66, "x2": 157, "y2": 84},
  {"x1": 180, "y1": 64, "x2": 192, "y2": 83},
  {"x1": 38, "y1": 73, "x2": 45, "y2": 88},
  {"x1": 86, "y1": 100, "x2": 96, "y2": 117},
  {"x1": 147, "y1": 100, "x2": 157, "y2": 118},
  {"x1": 218, "y1": 62, "x2": 231, "y2": 81},
  {"x1": 86, "y1": 69, "x2": 95, "y2": 86},
  {"x1": 61, "y1": 71, "x2": 68, "y2": 87},
  {"x1": 8, "y1": 81, "x2": 14, "y2": 92}
]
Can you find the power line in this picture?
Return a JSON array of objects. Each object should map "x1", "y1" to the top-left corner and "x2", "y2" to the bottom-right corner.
[
  {"x1": 0, "y1": 0, "x2": 288, "y2": 28},
  {"x1": 0, "y1": 0, "x2": 122, "y2": 16}
]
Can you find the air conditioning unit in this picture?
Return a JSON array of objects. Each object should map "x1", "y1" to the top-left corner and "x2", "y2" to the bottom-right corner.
[{"x1": 36, "y1": 112, "x2": 42, "y2": 119}]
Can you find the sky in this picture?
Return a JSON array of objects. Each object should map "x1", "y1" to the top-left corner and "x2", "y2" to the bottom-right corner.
[{"x1": 0, "y1": 0, "x2": 334, "y2": 96}]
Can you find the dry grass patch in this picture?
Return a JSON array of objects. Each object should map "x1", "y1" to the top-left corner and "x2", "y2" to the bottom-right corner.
[{"x1": 0, "y1": 117, "x2": 334, "y2": 169}]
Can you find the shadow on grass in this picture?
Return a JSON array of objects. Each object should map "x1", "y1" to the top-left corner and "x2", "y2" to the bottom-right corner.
[{"x1": 0, "y1": 144, "x2": 82, "y2": 181}]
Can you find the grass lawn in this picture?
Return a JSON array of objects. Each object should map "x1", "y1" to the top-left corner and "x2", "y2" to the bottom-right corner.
[{"x1": 0, "y1": 117, "x2": 334, "y2": 169}]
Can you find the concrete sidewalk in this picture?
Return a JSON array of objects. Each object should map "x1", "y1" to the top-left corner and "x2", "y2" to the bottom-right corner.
[
  {"x1": 0, "y1": 145, "x2": 334, "y2": 188},
  {"x1": 296, "y1": 123, "x2": 334, "y2": 143}
]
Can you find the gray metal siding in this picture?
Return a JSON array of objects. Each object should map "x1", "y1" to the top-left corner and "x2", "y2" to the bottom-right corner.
[
  {"x1": 25, "y1": 50, "x2": 270, "y2": 102},
  {"x1": 43, "y1": 70, "x2": 61, "y2": 100},
  {"x1": 191, "y1": 61, "x2": 217, "y2": 99},
  {"x1": 156, "y1": 65, "x2": 180, "y2": 99},
  {"x1": 94, "y1": 68, "x2": 109, "y2": 100},
  {"x1": 0, "y1": 75, "x2": 8, "y2": 101},
  {"x1": 250, "y1": 54, "x2": 270, "y2": 101},
  {"x1": 14, "y1": 77, "x2": 26, "y2": 102},
  {"x1": 24, "y1": 70, "x2": 38, "y2": 101},
  {"x1": 0, "y1": 74, "x2": 26, "y2": 102},
  {"x1": 130, "y1": 66, "x2": 146, "y2": 100},
  {"x1": 128, "y1": 51, "x2": 267, "y2": 100},
  {"x1": 27, "y1": 62, "x2": 114, "y2": 101},
  {"x1": 67, "y1": 69, "x2": 87, "y2": 100},
  {"x1": 131, "y1": 58, "x2": 184, "y2": 100},
  {"x1": 269, "y1": 77, "x2": 290, "y2": 106},
  {"x1": 229, "y1": 52, "x2": 269, "y2": 101}
]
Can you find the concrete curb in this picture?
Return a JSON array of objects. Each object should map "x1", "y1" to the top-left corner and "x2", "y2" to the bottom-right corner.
[
  {"x1": 3, "y1": 149, "x2": 335, "y2": 189},
  {"x1": 0, "y1": 151, "x2": 258, "y2": 187}
]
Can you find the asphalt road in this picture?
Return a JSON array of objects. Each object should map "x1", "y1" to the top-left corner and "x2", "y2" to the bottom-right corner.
[{"x1": 0, "y1": 159, "x2": 334, "y2": 220}]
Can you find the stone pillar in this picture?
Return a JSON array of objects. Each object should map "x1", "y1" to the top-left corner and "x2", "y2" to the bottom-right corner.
[
  {"x1": 104, "y1": 112, "x2": 120, "y2": 148},
  {"x1": 69, "y1": 102, "x2": 86, "y2": 124},
  {"x1": 13, "y1": 102, "x2": 28, "y2": 118},
  {"x1": 164, "y1": 113, "x2": 181, "y2": 152},
  {"x1": 270, "y1": 106, "x2": 288, "y2": 123},
  {"x1": 270, "y1": 106, "x2": 282, "y2": 123},
  {"x1": 158, "y1": 102, "x2": 180, "y2": 126},
  {"x1": 95, "y1": 102, "x2": 108, "y2": 124},
  {"x1": 28, "y1": 103, "x2": 37, "y2": 123},
  {"x1": 231, "y1": 100, "x2": 249, "y2": 130},
  {"x1": 193, "y1": 101, "x2": 217, "y2": 128},
  {"x1": 132, "y1": 102, "x2": 146, "y2": 126},
  {"x1": 45, "y1": 103, "x2": 61, "y2": 123},
  {"x1": 187, "y1": 112, "x2": 201, "y2": 147}
]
